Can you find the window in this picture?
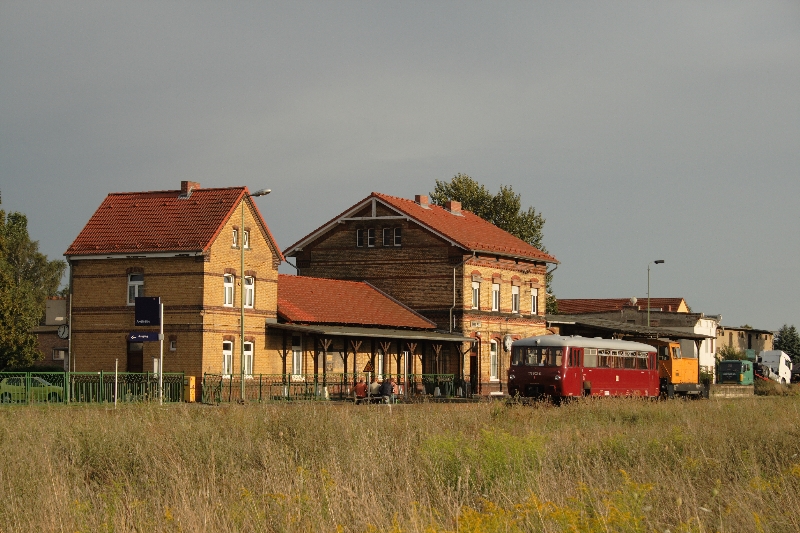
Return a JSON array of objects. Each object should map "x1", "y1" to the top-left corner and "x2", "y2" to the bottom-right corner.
[
  {"x1": 492, "y1": 283, "x2": 500, "y2": 311},
  {"x1": 223, "y1": 274, "x2": 234, "y2": 307},
  {"x1": 383, "y1": 228, "x2": 392, "y2": 246},
  {"x1": 127, "y1": 273, "x2": 144, "y2": 305},
  {"x1": 222, "y1": 341, "x2": 233, "y2": 377},
  {"x1": 232, "y1": 228, "x2": 238, "y2": 247},
  {"x1": 367, "y1": 228, "x2": 375, "y2": 247},
  {"x1": 583, "y1": 348, "x2": 598, "y2": 368},
  {"x1": 490, "y1": 340, "x2": 499, "y2": 380},
  {"x1": 169, "y1": 341, "x2": 177, "y2": 352},
  {"x1": 153, "y1": 357, "x2": 160, "y2": 374},
  {"x1": 52, "y1": 348, "x2": 66, "y2": 361},
  {"x1": 244, "y1": 276, "x2": 254, "y2": 308},
  {"x1": 531, "y1": 288, "x2": 539, "y2": 315},
  {"x1": 243, "y1": 342, "x2": 253, "y2": 378},
  {"x1": 243, "y1": 230, "x2": 250, "y2": 249},
  {"x1": 394, "y1": 227, "x2": 402, "y2": 246},
  {"x1": 471, "y1": 282, "x2": 480, "y2": 309},
  {"x1": 291, "y1": 336, "x2": 303, "y2": 378},
  {"x1": 511, "y1": 286, "x2": 520, "y2": 313},
  {"x1": 356, "y1": 229, "x2": 364, "y2": 247}
]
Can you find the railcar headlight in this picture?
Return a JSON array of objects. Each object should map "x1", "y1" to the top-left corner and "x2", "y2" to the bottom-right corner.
[
  {"x1": 508, "y1": 374, "x2": 515, "y2": 381},
  {"x1": 554, "y1": 375, "x2": 561, "y2": 380}
]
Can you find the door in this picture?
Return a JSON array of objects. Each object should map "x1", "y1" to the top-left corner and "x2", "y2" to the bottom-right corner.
[
  {"x1": 564, "y1": 348, "x2": 583, "y2": 396},
  {"x1": 127, "y1": 342, "x2": 144, "y2": 373},
  {"x1": 469, "y1": 354, "x2": 478, "y2": 394}
]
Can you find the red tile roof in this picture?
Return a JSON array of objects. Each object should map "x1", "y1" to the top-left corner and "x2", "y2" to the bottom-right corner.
[
  {"x1": 65, "y1": 186, "x2": 283, "y2": 259},
  {"x1": 278, "y1": 274, "x2": 436, "y2": 329},
  {"x1": 284, "y1": 192, "x2": 557, "y2": 263},
  {"x1": 557, "y1": 298, "x2": 688, "y2": 314}
]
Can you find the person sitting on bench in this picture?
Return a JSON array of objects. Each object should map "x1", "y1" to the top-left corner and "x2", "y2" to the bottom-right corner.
[
  {"x1": 379, "y1": 378, "x2": 394, "y2": 403},
  {"x1": 354, "y1": 378, "x2": 367, "y2": 400}
]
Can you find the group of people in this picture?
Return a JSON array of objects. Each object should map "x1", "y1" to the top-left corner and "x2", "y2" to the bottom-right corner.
[{"x1": 354, "y1": 377, "x2": 400, "y2": 403}]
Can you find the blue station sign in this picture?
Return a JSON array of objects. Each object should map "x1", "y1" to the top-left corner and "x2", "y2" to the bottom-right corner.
[
  {"x1": 128, "y1": 332, "x2": 162, "y2": 342},
  {"x1": 135, "y1": 296, "x2": 161, "y2": 326}
]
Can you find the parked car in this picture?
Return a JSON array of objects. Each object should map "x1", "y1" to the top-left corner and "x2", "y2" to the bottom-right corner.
[{"x1": 0, "y1": 376, "x2": 64, "y2": 403}]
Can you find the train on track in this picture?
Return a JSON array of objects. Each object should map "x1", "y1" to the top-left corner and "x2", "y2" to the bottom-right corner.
[{"x1": 507, "y1": 335, "x2": 660, "y2": 400}]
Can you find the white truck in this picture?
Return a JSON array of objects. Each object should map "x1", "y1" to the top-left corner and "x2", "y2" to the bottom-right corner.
[{"x1": 757, "y1": 350, "x2": 793, "y2": 384}]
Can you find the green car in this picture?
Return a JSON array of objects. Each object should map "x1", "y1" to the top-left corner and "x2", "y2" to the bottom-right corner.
[{"x1": 0, "y1": 376, "x2": 64, "y2": 403}]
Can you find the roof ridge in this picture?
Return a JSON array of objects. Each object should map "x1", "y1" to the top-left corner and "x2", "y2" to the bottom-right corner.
[{"x1": 107, "y1": 186, "x2": 246, "y2": 197}]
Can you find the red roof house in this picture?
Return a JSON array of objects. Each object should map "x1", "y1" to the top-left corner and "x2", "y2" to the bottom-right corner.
[{"x1": 556, "y1": 298, "x2": 689, "y2": 314}]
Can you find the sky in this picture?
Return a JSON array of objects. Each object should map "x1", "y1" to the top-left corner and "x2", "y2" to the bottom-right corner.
[{"x1": 1, "y1": 2, "x2": 798, "y2": 330}]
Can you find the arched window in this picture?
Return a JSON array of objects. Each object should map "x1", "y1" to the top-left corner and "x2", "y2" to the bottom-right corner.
[
  {"x1": 489, "y1": 340, "x2": 499, "y2": 381},
  {"x1": 223, "y1": 274, "x2": 234, "y2": 306}
]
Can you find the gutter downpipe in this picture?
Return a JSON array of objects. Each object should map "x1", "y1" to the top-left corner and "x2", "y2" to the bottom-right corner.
[
  {"x1": 67, "y1": 258, "x2": 73, "y2": 403},
  {"x1": 450, "y1": 252, "x2": 476, "y2": 333}
]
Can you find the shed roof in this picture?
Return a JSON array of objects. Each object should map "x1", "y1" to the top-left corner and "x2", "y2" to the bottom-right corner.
[
  {"x1": 65, "y1": 184, "x2": 283, "y2": 260},
  {"x1": 277, "y1": 274, "x2": 436, "y2": 329},
  {"x1": 284, "y1": 192, "x2": 557, "y2": 263},
  {"x1": 557, "y1": 298, "x2": 688, "y2": 314}
]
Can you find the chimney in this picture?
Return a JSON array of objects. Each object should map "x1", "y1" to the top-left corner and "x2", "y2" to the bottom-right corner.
[
  {"x1": 180, "y1": 181, "x2": 200, "y2": 197},
  {"x1": 445, "y1": 200, "x2": 462, "y2": 216},
  {"x1": 415, "y1": 195, "x2": 429, "y2": 208}
]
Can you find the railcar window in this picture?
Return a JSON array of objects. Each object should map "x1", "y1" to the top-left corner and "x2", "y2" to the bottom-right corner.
[
  {"x1": 637, "y1": 352, "x2": 650, "y2": 369},
  {"x1": 584, "y1": 348, "x2": 598, "y2": 368},
  {"x1": 511, "y1": 347, "x2": 522, "y2": 366},
  {"x1": 658, "y1": 346, "x2": 669, "y2": 360},
  {"x1": 525, "y1": 347, "x2": 537, "y2": 366},
  {"x1": 671, "y1": 346, "x2": 681, "y2": 359}
]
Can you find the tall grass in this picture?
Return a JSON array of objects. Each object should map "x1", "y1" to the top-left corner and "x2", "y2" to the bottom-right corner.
[{"x1": 0, "y1": 397, "x2": 799, "y2": 532}]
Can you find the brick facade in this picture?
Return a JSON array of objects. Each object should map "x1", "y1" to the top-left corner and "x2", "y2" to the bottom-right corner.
[{"x1": 287, "y1": 193, "x2": 557, "y2": 395}]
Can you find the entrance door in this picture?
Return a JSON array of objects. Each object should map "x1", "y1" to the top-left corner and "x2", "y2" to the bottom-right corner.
[
  {"x1": 127, "y1": 342, "x2": 144, "y2": 372},
  {"x1": 469, "y1": 355, "x2": 478, "y2": 394}
]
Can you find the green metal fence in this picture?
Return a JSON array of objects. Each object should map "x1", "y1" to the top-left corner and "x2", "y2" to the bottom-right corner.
[
  {"x1": 201, "y1": 373, "x2": 457, "y2": 404},
  {"x1": 0, "y1": 372, "x2": 184, "y2": 404}
]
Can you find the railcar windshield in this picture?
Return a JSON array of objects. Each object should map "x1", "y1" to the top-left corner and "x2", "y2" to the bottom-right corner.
[{"x1": 511, "y1": 346, "x2": 563, "y2": 367}]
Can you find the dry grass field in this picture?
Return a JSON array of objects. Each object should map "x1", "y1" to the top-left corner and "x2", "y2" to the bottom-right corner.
[{"x1": 1, "y1": 395, "x2": 799, "y2": 533}]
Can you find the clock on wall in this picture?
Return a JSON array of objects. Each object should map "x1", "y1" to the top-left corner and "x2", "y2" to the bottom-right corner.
[{"x1": 57, "y1": 324, "x2": 69, "y2": 339}]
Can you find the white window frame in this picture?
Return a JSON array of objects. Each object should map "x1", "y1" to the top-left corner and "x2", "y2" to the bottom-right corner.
[
  {"x1": 232, "y1": 228, "x2": 238, "y2": 247},
  {"x1": 471, "y1": 281, "x2": 480, "y2": 310},
  {"x1": 243, "y1": 230, "x2": 250, "y2": 249},
  {"x1": 490, "y1": 340, "x2": 499, "y2": 381},
  {"x1": 243, "y1": 342, "x2": 254, "y2": 378},
  {"x1": 52, "y1": 348, "x2": 66, "y2": 361},
  {"x1": 169, "y1": 340, "x2": 177, "y2": 352},
  {"x1": 292, "y1": 337, "x2": 303, "y2": 379},
  {"x1": 244, "y1": 276, "x2": 254, "y2": 308},
  {"x1": 222, "y1": 341, "x2": 233, "y2": 377},
  {"x1": 394, "y1": 227, "x2": 402, "y2": 246},
  {"x1": 127, "y1": 273, "x2": 144, "y2": 305},
  {"x1": 356, "y1": 229, "x2": 364, "y2": 247},
  {"x1": 531, "y1": 288, "x2": 539, "y2": 315},
  {"x1": 492, "y1": 283, "x2": 500, "y2": 311},
  {"x1": 367, "y1": 228, "x2": 375, "y2": 247},
  {"x1": 223, "y1": 274, "x2": 234, "y2": 307},
  {"x1": 511, "y1": 285, "x2": 520, "y2": 314}
]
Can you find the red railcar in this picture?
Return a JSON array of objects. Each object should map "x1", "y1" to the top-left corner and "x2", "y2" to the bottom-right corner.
[{"x1": 507, "y1": 335, "x2": 659, "y2": 399}]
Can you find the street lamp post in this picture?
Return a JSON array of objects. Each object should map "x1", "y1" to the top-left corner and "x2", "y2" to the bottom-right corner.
[
  {"x1": 647, "y1": 260, "x2": 665, "y2": 327},
  {"x1": 241, "y1": 188, "x2": 271, "y2": 401}
]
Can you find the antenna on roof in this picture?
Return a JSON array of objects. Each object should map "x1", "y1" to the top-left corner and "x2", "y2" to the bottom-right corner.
[{"x1": 630, "y1": 297, "x2": 637, "y2": 305}]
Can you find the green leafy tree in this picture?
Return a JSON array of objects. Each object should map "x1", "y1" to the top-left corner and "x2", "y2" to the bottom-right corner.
[
  {"x1": 774, "y1": 324, "x2": 800, "y2": 364},
  {"x1": 430, "y1": 173, "x2": 557, "y2": 313},
  {"x1": 717, "y1": 344, "x2": 747, "y2": 361},
  {"x1": 0, "y1": 211, "x2": 67, "y2": 369}
]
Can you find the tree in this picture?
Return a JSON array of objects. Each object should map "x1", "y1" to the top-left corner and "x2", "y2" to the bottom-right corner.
[
  {"x1": 430, "y1": 173, "x2": 558, "y2": 313},
  {"x1": 774, "y1": 324, "x2": 800, "y2": 364},
  {"x1": 0, "y1": 211, "x2": 67, "y2": 369}
]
